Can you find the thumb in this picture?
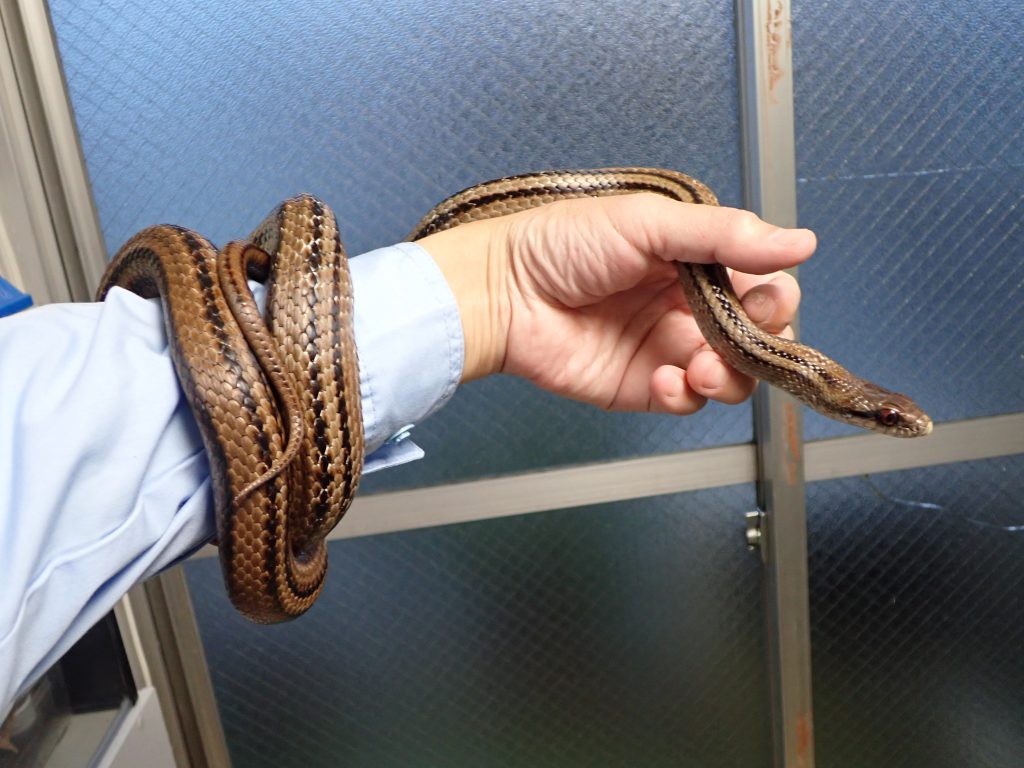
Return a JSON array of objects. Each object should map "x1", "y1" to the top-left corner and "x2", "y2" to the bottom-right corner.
[{"x1": 602, "y1": 193, "x2": 817, "y2": 275}]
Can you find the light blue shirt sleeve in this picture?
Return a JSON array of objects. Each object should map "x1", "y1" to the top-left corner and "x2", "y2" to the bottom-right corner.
[{"x1": 0, "y1": 241, "x2": 463, "y2": 718}]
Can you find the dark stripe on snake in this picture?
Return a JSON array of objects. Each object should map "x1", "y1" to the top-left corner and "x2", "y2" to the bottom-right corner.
[
  {"x1": 682, "y1": 263, "x2": 839, "y2": 388},
  {"x1": 417, "y1": 178, "x2": 702, "y2": 237},
  {"x1": 308, "y1": 199, "x2": 332, "y2": 525},
  {"x1": 280, "y1": 199, "x2": 327, "y2": 600},
  {"x1": 331, "y1": 223, "x2": 354, "y2": 503}
]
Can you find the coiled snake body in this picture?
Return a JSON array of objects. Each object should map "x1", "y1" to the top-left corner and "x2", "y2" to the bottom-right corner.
[{"x1": 98, "y1": 168, "x2": 931, "y2": 623}]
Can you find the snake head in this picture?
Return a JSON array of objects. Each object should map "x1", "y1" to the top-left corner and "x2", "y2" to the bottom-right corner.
[{"x1": 846, "y1": 385, "x2": 933, "y2": 438}]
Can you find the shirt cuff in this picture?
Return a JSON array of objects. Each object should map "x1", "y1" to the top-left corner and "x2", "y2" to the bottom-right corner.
[
  {"x1": 247, "y1": 241, "x2": 462, "y2": 471},
  {"x1": 349, "y1": 241, "x2": 464, "y2": 464}
]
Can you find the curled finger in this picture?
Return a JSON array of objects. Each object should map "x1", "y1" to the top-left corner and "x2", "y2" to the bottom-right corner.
[
  {"x1": 685, "y1": 348, "x2": 758, "y2": 405},
  {"x1": 731, "y1": 270, "x2": 802, "y2": 334}
]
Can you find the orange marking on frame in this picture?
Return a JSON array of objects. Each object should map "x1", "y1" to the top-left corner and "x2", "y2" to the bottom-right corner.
[
  {"x1": 796, "y1": 711, "x2": 813, "y2": 765},
  {"x1": 765, "y1": 0, "x2": 789, "y2": 99}
]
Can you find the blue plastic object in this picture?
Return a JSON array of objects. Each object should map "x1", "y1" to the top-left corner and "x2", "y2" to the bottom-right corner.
[{"x1": 0, "y1": 275, "x2": 32, "y2": 317}]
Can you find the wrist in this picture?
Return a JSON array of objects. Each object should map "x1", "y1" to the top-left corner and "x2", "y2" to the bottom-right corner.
[{"x1": 415, "y1": 217, "x2": 513, "y2": 382}]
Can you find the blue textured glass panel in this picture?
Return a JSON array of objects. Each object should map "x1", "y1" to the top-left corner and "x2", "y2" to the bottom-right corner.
[
  {"x1": 186, "y1": 486, "x2": 769, "y2": 767},
  {"x1": 48, "y1": 0, "x2": 751, "y2": 488},
  {"x1": 793, "y1": 1, "x2": 1024, "y2": 440},
  {"x1": 808, "y1": 456, "x2": 1024, "y2": 767}
]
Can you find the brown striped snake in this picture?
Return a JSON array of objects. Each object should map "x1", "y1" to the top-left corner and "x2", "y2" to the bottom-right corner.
[{"x1": 97, "y1": 168, "x2": 931, "y2": 622}]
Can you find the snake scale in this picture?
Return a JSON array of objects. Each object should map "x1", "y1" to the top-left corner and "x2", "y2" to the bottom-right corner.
[{"x1": 97, "y1": 168, "x2": 931, "y2": 622}]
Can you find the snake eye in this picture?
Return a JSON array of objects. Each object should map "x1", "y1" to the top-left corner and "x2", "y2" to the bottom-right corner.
[{"x1": 877, "y1": 407, "x2": 901, "y2": 427}]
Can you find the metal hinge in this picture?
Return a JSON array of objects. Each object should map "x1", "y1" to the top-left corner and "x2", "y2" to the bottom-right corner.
[{"x1": 744, "y1": 510, "x2": 765, "y2": 551}]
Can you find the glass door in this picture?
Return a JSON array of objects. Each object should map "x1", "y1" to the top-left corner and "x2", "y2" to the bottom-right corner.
[
  {"x1": 43, "y1": 1, "x2": 775, "y2": 765},
  {"x1": 24, "y1": 0, "x2": 1022, "y2": 765}
]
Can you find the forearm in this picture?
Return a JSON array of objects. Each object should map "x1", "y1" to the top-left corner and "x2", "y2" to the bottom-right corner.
[{"x1": 0, "y1": 241, "x2": 462, "y2": 717}]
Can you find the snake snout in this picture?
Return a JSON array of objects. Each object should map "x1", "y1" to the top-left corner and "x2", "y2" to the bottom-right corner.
[{"x1": 869, "y1": 390, "x2": 933, "y2": 438}]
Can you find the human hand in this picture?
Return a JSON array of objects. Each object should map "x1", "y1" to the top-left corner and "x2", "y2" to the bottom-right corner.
[{"x1": 417, "y1": 192, "x2": 816, "y2": 415}]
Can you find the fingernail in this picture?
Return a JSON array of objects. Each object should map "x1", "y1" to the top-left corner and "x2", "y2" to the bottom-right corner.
[{"x1": 744, "y1": 289, "x2": 775, "y2": 324}]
